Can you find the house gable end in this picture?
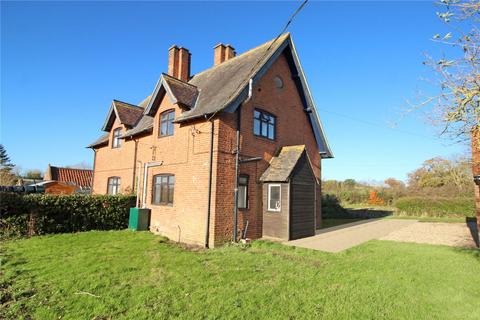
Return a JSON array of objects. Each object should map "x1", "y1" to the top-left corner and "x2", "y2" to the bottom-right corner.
[{"x1": 223, "y1": 38, "x2": 332, "y2": 158}]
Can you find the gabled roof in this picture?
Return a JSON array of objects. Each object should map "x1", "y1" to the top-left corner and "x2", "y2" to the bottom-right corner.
[
  {"x1": 144, "y1": 33, "x2": 332, "y2": 158},
  {"x1": 260, "y1": 145, "x2": 310, "y2": 182},
  {"x1": 45, "y1": 165, "x2": 93, "y2": 187},
  {"x1": 176, "y1": 34, "x2": 291, "y2": 123},
  {"x1": 144, "y1": 74, "x2": 199, "y2": 116},
  {"x1": 90, "y1": 34, "x2": 333, "y2": 158},
  {"x1": 102, "y1": 100, "x2": 144, "y2": 132}
]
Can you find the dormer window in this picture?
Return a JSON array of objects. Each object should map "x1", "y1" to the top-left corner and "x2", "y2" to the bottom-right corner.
[
  {"x1": 112, "y1": 128, "x2": 122, "y2": 148},
  {"x1": 159, "y1": 110, "x2": 175, "y2": 137}
]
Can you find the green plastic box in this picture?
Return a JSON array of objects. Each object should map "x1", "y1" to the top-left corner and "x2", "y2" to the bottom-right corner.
[{"x1": 129, "y1": 208, "x2": 151, "y2": 231}]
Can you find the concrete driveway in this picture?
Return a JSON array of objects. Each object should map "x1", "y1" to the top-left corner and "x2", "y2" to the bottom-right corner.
[{"x1": 286, "y1": 219, "x2": 478, "y2": 253}]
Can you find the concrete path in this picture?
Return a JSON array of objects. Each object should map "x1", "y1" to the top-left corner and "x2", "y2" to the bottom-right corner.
[
  {"x1": 287, "y1": 219, "x2": 417, "y2": 253},
  {"x1": 286, "y1": 218, "x2": 479, "y2": 252}
]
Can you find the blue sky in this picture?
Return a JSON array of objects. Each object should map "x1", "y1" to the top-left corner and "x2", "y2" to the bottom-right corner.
[{"x1": 1, "y1": 1, "x2": 466, "y2": 182}]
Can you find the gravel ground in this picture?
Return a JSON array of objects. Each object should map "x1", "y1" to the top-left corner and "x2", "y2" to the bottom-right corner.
[{"x1": 380, "y1": 221, "x2": 478, "y2": 248}]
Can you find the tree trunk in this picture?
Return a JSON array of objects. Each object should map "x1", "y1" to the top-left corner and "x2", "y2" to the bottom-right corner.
[{"x1": 472, "y1": 127, "x2": 480, "y2": 228}]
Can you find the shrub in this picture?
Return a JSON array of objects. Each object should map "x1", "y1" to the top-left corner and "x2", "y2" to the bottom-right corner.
[
  {"x1": 321, "y1": 194, "x2": 349, "y2": 218},
  {"x1": 394, "y1": 197, "x2": 475, "y2": 217},
  {"x1": 368, "y1": 190, "x2": 385, "y2": 206},
  {"x1": 0, "y1": 193, "x2": 136, "y2": 238}
]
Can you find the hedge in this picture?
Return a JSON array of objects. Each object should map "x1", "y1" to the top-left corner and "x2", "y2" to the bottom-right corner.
[
  {"x1": 0, "y1": 193, "x2": 136, "y2": 239},
  {"x1": 394, "y1": 197, "x2": 476, "y2": 217}
]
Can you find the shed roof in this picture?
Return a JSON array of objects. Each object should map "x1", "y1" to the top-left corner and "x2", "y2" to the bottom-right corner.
[
  {"x1": 260, "y1": 145, "x2": 309, "y2": 182},
  {"x1": 46, "y1": 165, "x2": 93, "y2": 187}
]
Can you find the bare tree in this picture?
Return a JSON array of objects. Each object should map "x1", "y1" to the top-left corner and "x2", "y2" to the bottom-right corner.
[{"x1": 411, "y1": 0, "x2": 479, "y2": 141}]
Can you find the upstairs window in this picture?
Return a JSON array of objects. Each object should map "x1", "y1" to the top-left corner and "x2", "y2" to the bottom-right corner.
[
  {"x1": 253, "y1": 109, "x2": 276, "y2": 140},
  {"x1": 107, "y1": 177, "x2": 121, "y2": 195},
  {"x1": 238, "y1": 175, "x2": 249, "y2": 209},
  {"x1": 152, "y1": 174, "x2": 175, "y2": 205},
  {"x1": 112, "y1": 128, "x2": 122, "y2": 148},
  {"x1": 159, "y1": 110, "x2": 175, "y2": 137}
]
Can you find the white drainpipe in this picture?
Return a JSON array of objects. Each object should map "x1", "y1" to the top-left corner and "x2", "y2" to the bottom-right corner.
[{"x1": 141, "y1": 161, "x2": 163, "y2": 208}]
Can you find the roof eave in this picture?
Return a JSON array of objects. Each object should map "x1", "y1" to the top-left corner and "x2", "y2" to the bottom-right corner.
[
  {"x1": 287, "y1": 37, "x2": 334, "y2": 158},
  {"x1": 101, "y1": 102, "x2": 117, "y2": 132}
]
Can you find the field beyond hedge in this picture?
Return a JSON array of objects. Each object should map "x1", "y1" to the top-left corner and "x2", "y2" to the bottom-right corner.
[
  {"x1": 2, "y1": 231, "x2": 479, "y2": 319},
  {"x1": 394, "y1": 197, "x2": 476, "y2": 217}
]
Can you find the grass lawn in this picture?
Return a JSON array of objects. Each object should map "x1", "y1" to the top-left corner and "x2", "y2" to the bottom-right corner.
[{"x1": 2, "y1": 231, "x2": 479, "y2": 319}]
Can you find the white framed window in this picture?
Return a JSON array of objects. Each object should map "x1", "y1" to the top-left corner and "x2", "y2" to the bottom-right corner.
[
  {"x1": 107, "y1": 177, "x2": 121, "y2": 195},
  {"x1": 112, "y1": 128, "x2": 122, "y2": 148},
  {"x1": 238, "y1": 175, "x2": 248, "y2": 209},
  {"x1": 267, "y1": 184, "x2": 281, "y2": 212}
]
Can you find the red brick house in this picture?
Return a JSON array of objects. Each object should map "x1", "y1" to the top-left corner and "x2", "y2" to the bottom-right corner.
[{"x1": 88, "y1": 33, "x2": 333, "y2": 246}]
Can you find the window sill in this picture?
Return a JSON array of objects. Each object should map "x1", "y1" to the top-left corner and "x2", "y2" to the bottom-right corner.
[
  {"x1": 151, "y1": 203, "x2": 174, "y2": 207},
  {"x1": 267, "y1": 210, "x2": 281, "y2": 213},
  {"x1": 253, "y1": 134, "x2": 276, "y2": 143}
]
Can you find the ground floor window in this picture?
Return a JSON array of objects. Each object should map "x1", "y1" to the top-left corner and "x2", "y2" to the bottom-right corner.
[
  {"x1": 153, "y1": 174, "x2": 175, "y2": 205},
  {"x1": 107, "y1": 177, "x2": 121, "y2": 195},
  {"x1": 268, "y1": 184, "x2": 281, "y2": 212},
  {"x1": 238, "y1": 175, "x2": 249, "y2": 209}
]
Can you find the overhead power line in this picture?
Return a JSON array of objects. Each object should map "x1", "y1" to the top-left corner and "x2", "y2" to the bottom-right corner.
[
  {"x1": 317, "y1": 107, "x2": 441, "y2": 141},
  {"x1": 200, "y1": 0, "x2": 310, "y2": 128}
]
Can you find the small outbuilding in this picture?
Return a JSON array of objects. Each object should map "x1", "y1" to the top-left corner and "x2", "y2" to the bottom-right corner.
[
  {"x1": 260, "y1": 145, "x2": 319, "y2": 241},
  {"x1": 43, "y1": 165, "x2": 93, "y2": 194}
]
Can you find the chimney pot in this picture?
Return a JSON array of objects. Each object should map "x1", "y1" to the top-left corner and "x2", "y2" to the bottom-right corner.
[
  {"x1": 225, "y1": 44, "x2": 236, "y2": 61},
  {"x1": 214, "y1": 43, "x2": 236, "y2": 66},
  {"x1": 168, "y1": 45, "x2": 190, "y2": 81}
]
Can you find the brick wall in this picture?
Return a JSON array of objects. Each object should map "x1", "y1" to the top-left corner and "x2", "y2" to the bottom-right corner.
[
  {"x1": 93, "y1": 118, "x2": 137, "y2": 194},
  {"x1": 137, "y1": 97, "x2": 217, "y2": 246},
  {"x1": 92, "y1": 52, "x2": 323, "y2": 246},
  {"x1": 213, "y1": 52, "x2": 322, "y2": 244}
]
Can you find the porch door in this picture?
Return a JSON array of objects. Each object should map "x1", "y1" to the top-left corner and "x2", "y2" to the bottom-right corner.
[{"x1": 289, "y1": 182, "x2": 315, "y2": 240}]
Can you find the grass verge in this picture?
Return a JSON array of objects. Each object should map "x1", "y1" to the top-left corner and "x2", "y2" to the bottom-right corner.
[{"x1": 2, "y1": 230, "x2": 479, "y2": 319}]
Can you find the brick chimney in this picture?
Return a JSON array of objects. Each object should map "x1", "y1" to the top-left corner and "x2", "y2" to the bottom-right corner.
[
  {"x1": 168, "y1": 45, "x2": 191, "y2": 81},
  {"x1": 214, "y1": 43, "x2": 236, "y2": 66}
]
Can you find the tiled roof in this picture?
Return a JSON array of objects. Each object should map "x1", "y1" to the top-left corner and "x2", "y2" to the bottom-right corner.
[
  {"x1": 89, "y1": 33, "x2": 333, "y2": 158},
  {"x1": 47, "y1": 166, "x2": 93, "y2": 187},
  {"x1": 87, "y1": 133, "x2": 109, "y2": 148},
  {"x1": 162, "y1": 73, "x2": 199, "y2": 109},
  {"x1": 260, "y1": 145, "x2": 306, "y2": 182},
  {"x1": 101, "y1": 100, "x2": 144, "y2": 132},
  {"x1": 122, "y1": 115, "x2": 154, "y2": 138},
  {"x1": 113, "y1": 100, "x2": 144, "y2": 127},
  {"x1": 178, "y1": 33, "x2": 290, "y2": 122}
]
